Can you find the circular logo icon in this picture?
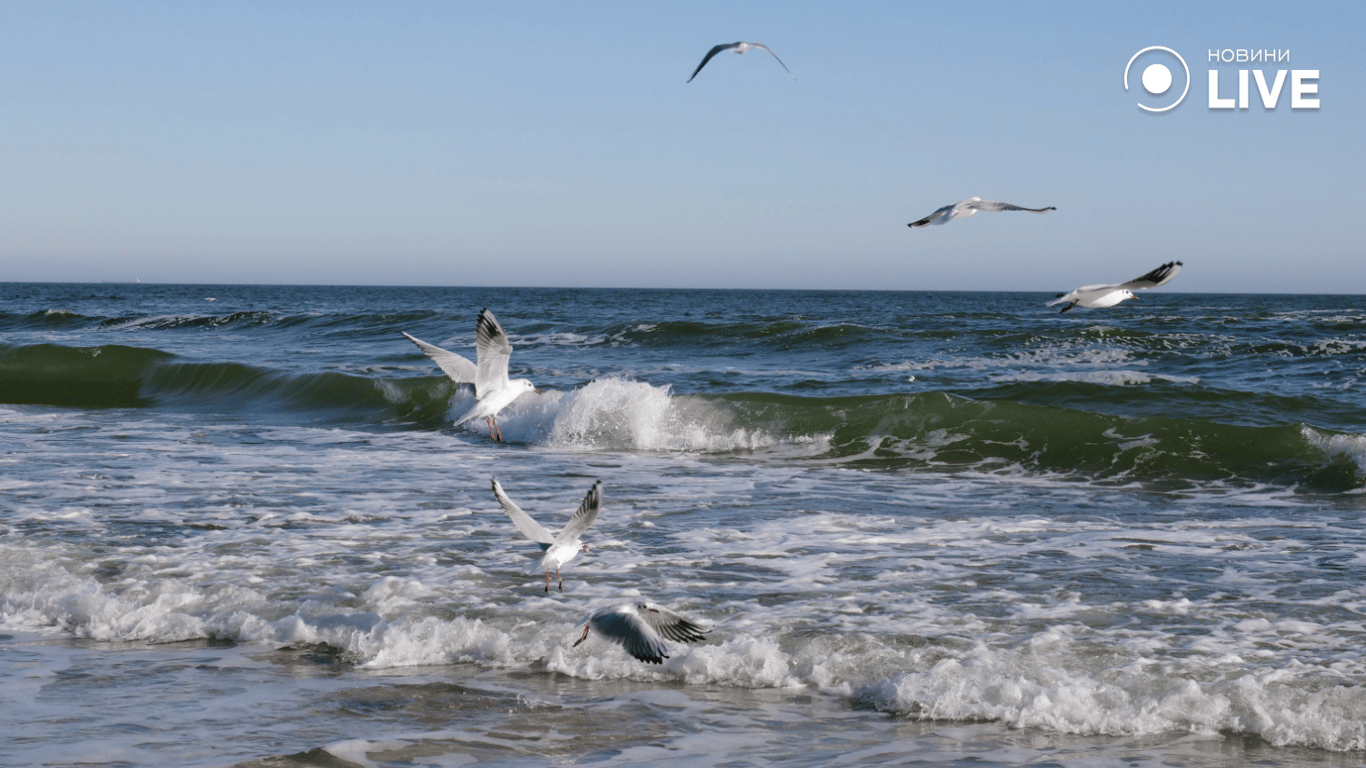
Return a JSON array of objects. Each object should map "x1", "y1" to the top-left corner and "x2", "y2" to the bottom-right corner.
[{"x1": 1124, "y1": 46, "x2": 1189, "y2": 112}]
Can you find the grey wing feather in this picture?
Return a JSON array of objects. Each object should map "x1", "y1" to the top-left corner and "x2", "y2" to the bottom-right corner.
[
  {"x1": 402, "y1": 332, "x2": 478, "y2": 384},
  {"x1": 474, "y1": 308, "x2": 514, "y2": 393},
  {"x1": 1048, "y1": 282, "x2": 1113, "y2": 304},
  {"x1": 969, "y1": 200, "x2": 1056, "y2": 214},
  {"x1": 553, "y1": 480, "x2": 603, "y2": 545},
  {"x1": 750, "y1": 43, "x2": 794, "y2": 78},
  {"x1": 595, "y1": 612, "x2": 670, "y2": 663},
  {"x1": 1119, "y1": 261, "x2": 1182, "y2": 290},
  {"x1": 638, "y1": 604, "x2": 711, "y2": 644},
  {"x1": 908, "y1": 203, "x2": 954, "y2": 228},
  {"x1": 491, "y1": 478, "x2": 555, "y2": 547},
  {"x1": 688, "y1": 42, "x2": 738, "y2": 82}
]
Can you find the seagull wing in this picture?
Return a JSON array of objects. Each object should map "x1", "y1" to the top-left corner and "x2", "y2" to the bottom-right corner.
[
  {"x1": 1046, "y1": 283, "x2": 1111, "y2": 305},
  {"x1": 1118, "y1": 260, "x2": 1183, "y2": 290},
  {"x1": 474, "y1": 308, "x2": 514, "y2": 394},
  {"x1": 552, "y1": 480, "x2": 603, "y2": 546},
  {"x1": 491, "y1": 478, "x2": 555, "y2": 547},
  {"x1": 688, "y1": 42, "x2": 739, "y2": 82},
  {"x1": 591, "y1": 608, "x2": 671, "y2": 663},
  {"x1": 749, "y1": 43, "x2": 794, "y2": 79},
  {"x1": 637, "y1": 603, "x2": 711, "y2": 644},
  {"x1": 966, "y1": 200, "x2": 1056, "y2": 214},
  {"x1": 908, "y1": 203, "x2": 956, "y2": 228},
  {"x1": 401, "y1": 332, "x2": 477, "y2": 384}
]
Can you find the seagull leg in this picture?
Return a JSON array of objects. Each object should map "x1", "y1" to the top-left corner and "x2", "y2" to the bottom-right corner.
[
  {"x1": 491, "y1": 416, "x2": 503, "y2": 442},
  {"x1": 544, "y1": 571, "x2": 551, "y2": 593},
  {"x1": 1060, "y1": 302, "x2": 1077, "y2": 314},
  {"x1": 557, "y1": 569, "x2": 563, "y2": 592}
]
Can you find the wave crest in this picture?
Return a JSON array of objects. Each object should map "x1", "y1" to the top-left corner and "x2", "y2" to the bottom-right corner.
[{"x1": 531, "y1": 379, "x2": 783, "y2": 452}]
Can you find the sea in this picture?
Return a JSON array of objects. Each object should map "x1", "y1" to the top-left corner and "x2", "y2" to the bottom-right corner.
[{"x1": 2, "y1": 282, "x2": 1365, "y2": 768}]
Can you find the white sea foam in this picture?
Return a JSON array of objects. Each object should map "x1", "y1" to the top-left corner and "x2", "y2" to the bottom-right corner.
[
  {"x1": 6, "y1": 406, "x2": 1366, "y2": 758},
  {"x1": 895, "y1": 343, "x2": 1139, "y2": 375},
  {"x1": 452, "y1": 378, "x2": 786, "y2": 452},
  {"x1": 992, "y1": 370, "x2": 1200, "y2": 386},
  {"x1": 1303, "y1": 425, "x2": 1366, "y2": 476},
  {"x1": 855, "y1": 640, "x2": 1366, "y2": 751}
]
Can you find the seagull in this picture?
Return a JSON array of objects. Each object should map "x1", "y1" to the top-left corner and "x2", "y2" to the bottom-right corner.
[
  {"x1": 1047, "y1": 261, "x2": 1183, "y2": 313},
  {"x1": 573, "y1": 602, "x2": 711, "y2": 664},
  {"x1": 402, "y1": 308, "x2": 537, "y2": 441},
  {"x1": 492, "y1": 478, "x2": 602, "y2": 593},
  {"x1": 688, "y1": 41, "x2": 793, "y2": 83},
  {"x1": 907, "y1": 197, "x2": 1056, "y2": 228}
]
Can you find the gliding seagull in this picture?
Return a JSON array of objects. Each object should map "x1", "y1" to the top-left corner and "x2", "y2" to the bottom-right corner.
[
  {"x1": 688, "y1": 41, "x2": 793, "y2": 82},
  {"x1": 492, "y1": 478, "x2": 602, "y2": 593},
  {"x1": 402, "y1": 308, "x2": 537, "y2": 441},
  {"x1": 573, "y1": 602, "x2": 711, "y2": 664},
  {"x1": 908, "y1": 197, "x2": 1056, "y2": 228},
  {"x1": 1047, "y1": 261, "x2": 1183, "y2": 313}
]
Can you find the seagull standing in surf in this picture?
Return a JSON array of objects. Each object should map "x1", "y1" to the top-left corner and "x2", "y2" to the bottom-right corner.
[
  {"x1": 402, "y1": 308, "x2": 537, "y2": 441},
  {"x1": 688, "y1": 41, "x2": 794, "y2": 82},
  {"x1": 492, "y1": 478, "x2": 602, "y2": 593},
  {"x1": 908, "y1": 197, "x2": 1056, "y2": 228},
  {"x1": 573, "y1": 602, "x2": 711, "y2": 664},
  {"x1": 1047, "y1": 261, "x2": 1183, "y2": 313}
]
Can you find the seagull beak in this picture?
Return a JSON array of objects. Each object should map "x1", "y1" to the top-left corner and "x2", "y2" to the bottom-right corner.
[{"x1": 572, "y1": 626, "x2": 590, "y2": 647}]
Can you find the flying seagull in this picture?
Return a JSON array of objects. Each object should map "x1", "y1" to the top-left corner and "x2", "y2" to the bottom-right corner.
[
  {"x1": 1047, "y1": 261, "x2": 1183, "y2": 313},
  {"x1": 402, "y1": 308, "x2": 537, "y2": 441},
  {"x1": 908, "y1": 197, "x2": 1056, "y2": 228},
  {"x1": 573, "y1": 602, "x2": 711, "y2": 664},
  {"x1": 492, "y1": 478, "x2": 602, "y2": 593},
  {"x1": 688, "y1": 41, "x2": 793, "y2": 83}
]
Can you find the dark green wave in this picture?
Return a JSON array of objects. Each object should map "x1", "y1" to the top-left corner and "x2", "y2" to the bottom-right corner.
[
  {"x1": 708, "y1": 391, "x2": 1363, "y2": 492},
  {"x1": 2, "y1": 342, "x2": 1359, "y2": 491},
  {"x1": 0, "y1": 343, "x2": 173, "y2": 407}
]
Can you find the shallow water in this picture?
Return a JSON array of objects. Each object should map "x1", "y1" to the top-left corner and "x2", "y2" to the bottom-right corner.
[{"x1": 3, "y1": 283, "x2": 1365, "y2": 767}]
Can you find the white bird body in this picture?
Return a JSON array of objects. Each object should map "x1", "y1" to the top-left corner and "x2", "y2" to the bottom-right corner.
[
  {"x1": 402, "y1": 308, "x2": 537, "y2": 440},
  {"x1": 908, "y1": 197, "x2": 1056, "y2": 228},
  {"x1": 688, "y1": 41, "x2": 794, "y2": 82},
  {"x1": 573, "y1": 602, "x2": 711, "y2": 664},
  {"x1": 492, "y1": 478, "x2": 602, "y2": 592},
  {"x1": 1048, "y1": 261, "x2": 1184, "y2": 313}
]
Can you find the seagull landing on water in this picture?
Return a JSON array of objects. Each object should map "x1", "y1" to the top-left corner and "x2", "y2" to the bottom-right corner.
[
  {"x1": 908, "y1": 197, "x2": 1056, "y2": 228},
  {"x1": 573, "y1": 602, "x2": 711, "y2": 664},
  {"x1": 402, "y1": 308, "x2": 537, "y2": 441},
  {"x1": 492, "y1": 478, "x2": 602, "y2": 593},
  {"x1": 688, "y1": 41, "x2": 794, "y2": 82},
  {"x1": 1047, "y1": 261, "x2": 1183, "y2": 313}
]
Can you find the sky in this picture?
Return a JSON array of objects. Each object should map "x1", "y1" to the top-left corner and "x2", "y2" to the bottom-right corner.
[{"x1": 2, "y1": 1, "x2": 1363, "y2": 293}]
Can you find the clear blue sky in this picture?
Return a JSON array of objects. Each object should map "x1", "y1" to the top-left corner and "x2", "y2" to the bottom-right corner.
[{"x1": 2, "y1": 1, "x2": 1362, "y2": 292}]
